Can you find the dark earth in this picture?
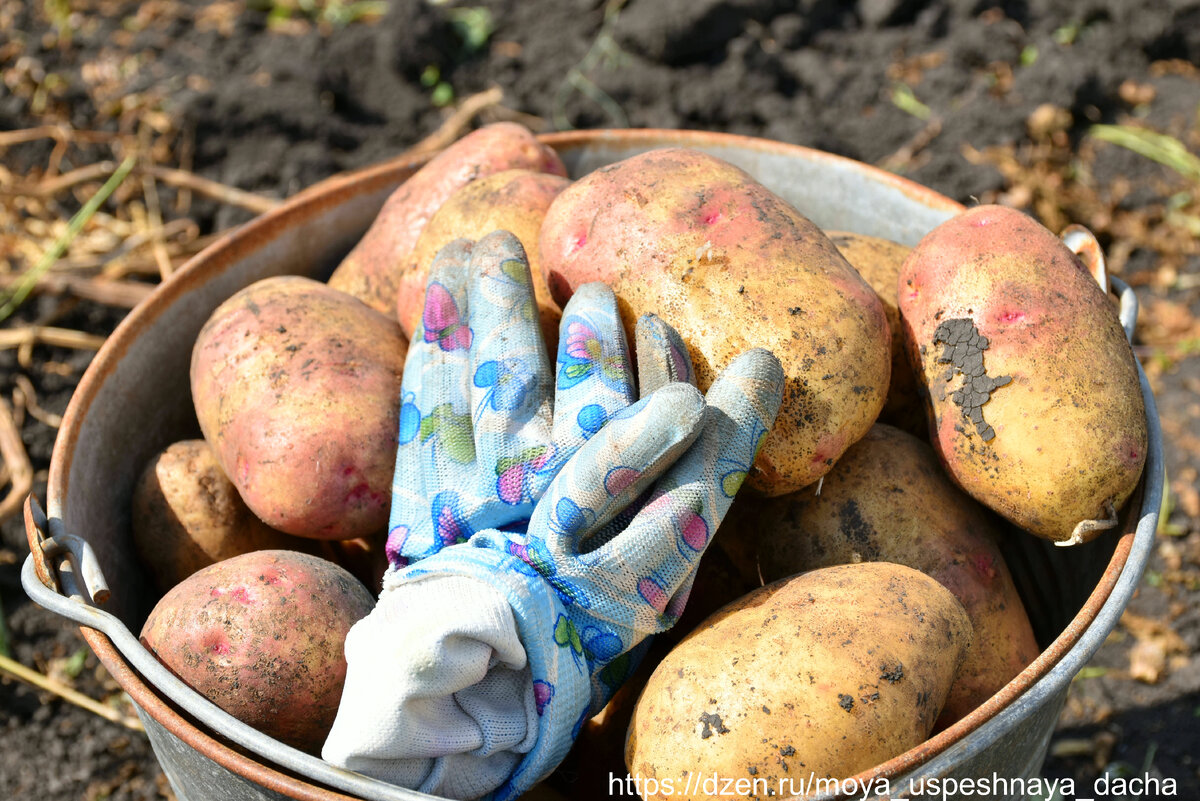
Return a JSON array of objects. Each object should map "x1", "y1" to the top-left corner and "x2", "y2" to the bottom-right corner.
[{"x1": 3, "y1": 0, "x2": 1200, "y2": 799}]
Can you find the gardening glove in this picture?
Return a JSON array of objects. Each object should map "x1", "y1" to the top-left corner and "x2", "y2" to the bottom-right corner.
[
  {"x1": 383, "y1": 230, "x2": 638, "y2": 572},
  {"x1": 323, "y1": 233, "x2": 784, "y2": 799}
]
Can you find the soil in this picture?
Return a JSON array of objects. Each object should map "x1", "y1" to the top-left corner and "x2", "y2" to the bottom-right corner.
[{"x1": 3, "y1": 0, "x2": 1200, "y2": 799}]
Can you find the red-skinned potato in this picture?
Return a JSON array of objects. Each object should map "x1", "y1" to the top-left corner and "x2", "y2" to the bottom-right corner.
[
  {"x1": 625, "y1": 562, "x2": 972, "y2": 794},
  {"x1": 400, "y1": 168, "x2": 570, "y2": 347},
  {"x1": 132, "y1": 439, "x2": 319, "y2": 592},
  {"x1": 540, "y1": 148, "x2": 891, "y2": 496},
  {"x1": 328, "y1": 122, "x2": 566, "y2": 315},
  {"x1": 829, "y1": 230, "x2": 924, "y2": 434},
  {"x1": 139, "y1": 550, "x2": 374, "y2": 754},
  {"x1": 743, "y1": 423, "x2": 1039, "y2": 728},
  {"x1": 191, "y1": 276, "x2": 407, "y2": 539},
  {"x1": 898, "y1": 205, "x2": 1147, "y2": 544}
]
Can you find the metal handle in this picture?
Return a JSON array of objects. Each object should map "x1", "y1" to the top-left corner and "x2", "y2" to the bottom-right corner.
[{"x1": 21, "y1": 500, "x2": 438, "y2": 801}]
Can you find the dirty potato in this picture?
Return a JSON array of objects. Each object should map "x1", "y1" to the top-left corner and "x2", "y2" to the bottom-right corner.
[
  {"x1": 898, "y1": 205, "x2": 1147, "y2": 544},
  {"x1": 328, "y1": 122, "x2": 566, "y2": 315},
  {"x1": 132, "y1": 439, "x2": 317, "y2": 592},
  {"x1": 540, "y1": 148, "x2": 891, "y2": 496},
  {"x1": 829, "y1": 230, "x2": 924, "y2": 434},
  {"x1": 749, "y1": 424, "x2": 1039, "y2": 728},
  {"x1": 191, "y1": 276, "x2": 407, "y2": 539},
  {"x1": 626, "y1": 562, "x2": 972, "y2": 797},
  {"x1": 140, "y1": 550, "x2": 375, "y2": 754}
]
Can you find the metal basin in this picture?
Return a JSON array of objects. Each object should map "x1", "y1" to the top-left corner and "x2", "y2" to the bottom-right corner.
[{"x1": 22, "y1": 129, "x2": 1162, "y2": 801}]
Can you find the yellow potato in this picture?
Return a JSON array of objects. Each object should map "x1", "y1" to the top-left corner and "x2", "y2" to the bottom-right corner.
[
  {"x1": 131, "y1": 439, "x2": 317, "y2": 592},
  {"x1": 828, "y1": 230, "x2": 924, "y2": 434},
  {"x1": 747, "y1": 424, "x2": 1039, "y2": 728},
  {"x1": 626, "y1": 562, "x2": 972, "y2": 796}
]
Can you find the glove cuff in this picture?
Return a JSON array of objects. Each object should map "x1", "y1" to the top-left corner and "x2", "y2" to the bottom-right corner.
[{"x1": 394, "y1": 542, "x2": 595, "y2": 801}]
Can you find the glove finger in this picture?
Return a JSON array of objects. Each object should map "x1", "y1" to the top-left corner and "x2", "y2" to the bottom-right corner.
[
  {"x1": 466, "y1": 231, "x2": 556, "y2": 510},
  {"x1": 634, "y1": 313, "x2": 694, "y2": 396},
  {"x1": 550, "y1": 283, "x2": 636, "y2": 465},
  {"x1": 386, "y1": 239, "x2": 477, "y2": 569},
  {"x1": 528, "y1": 382, "x2": 705, "y2": 560},
  {"x1": 570, "y1": 348, "x2": 784, "y2": 638}
]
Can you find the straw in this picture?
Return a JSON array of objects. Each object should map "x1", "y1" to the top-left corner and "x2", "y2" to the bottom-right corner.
[{"x1": 0, "y1": 156, "x2": 136, "y2": 323}]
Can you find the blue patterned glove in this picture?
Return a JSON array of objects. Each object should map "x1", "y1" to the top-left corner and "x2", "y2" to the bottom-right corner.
[
  {"x1": 384, "y1": 231, "x2": 636, "y2": 572},
  {"x1": 324, "y1": 230, "x2": 785, "y2": 801}
]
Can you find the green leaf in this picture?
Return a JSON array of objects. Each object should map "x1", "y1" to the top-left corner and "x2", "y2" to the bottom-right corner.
[
  {"x1": 449, "y1": 7, "x2": 494, "y2": 54},
  {"x1": 1074, "y1": 665, "x2": 1109, "y2": 680},
  {"x1": 431, "y1": 82, "x2": 455, "y2": 108},
  {"x1": 64, "y1": 648, "x2": 88, "y2": 679}
]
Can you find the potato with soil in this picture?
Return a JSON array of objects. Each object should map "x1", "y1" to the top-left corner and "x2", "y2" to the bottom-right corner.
[
  {"x1": 898, "y1": 205, "x2": 1147, "y2": 544},
  {"x1": 540, "y1": 148, "x2": 891, "y2": 496},
  {"x1": 328, "y1": 122, "x2": 567, "y2": 315},
  {"x1": 132, "y1": 439, "x2": 318, "y2": 592},
  {"x1": 191, "y1": 276, "x2": 407, "y2": 540},
  {"x1": 829, "y1": 230, "x2": 924, "y2": 434},
  {"x1": 745, "y1": 423, "x2": 1039, "y2": 727},
  {"x1": 400, "y1": 168, "x2": 570, "y2": 346},
  {"x1": 140, "y1": 550, "x2": 374, "y2": 754},
  {"x1": 625, "y1": 562, "x2": 972, "y2": 795}
]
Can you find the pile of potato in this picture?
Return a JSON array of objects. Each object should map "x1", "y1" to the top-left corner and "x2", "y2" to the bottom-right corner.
[{"x1": 131, "y1": 122, "x2": 1148, "y2": 792}]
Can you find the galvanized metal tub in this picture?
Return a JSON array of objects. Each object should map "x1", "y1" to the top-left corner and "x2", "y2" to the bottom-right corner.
[{"x1": 22, "y1": 129, "x2": 1162, "y2": 801}]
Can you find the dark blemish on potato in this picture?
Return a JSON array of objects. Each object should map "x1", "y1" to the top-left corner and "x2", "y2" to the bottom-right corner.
[
  {"x1": 836, "y1": 500, "x2": 880, "y2": 558},
  {"x1": 698, "y1": 712, "x2": 730, "y2": 739},
  {"x1": 779, "y1": 745, "x2": 795, "y2": 757},
  {"x1": 880, "y1": 662, "x2": 904, "y2": 683},
  {"x1": 932, "y1": 318, "x2": 1011, "y2": 441},
  {"x1": 748, "y1": 766, "x2": 758, "y2": 776},
  {"x1": 860, "y1": 691, "x2": 880, "y2": 705},
  {"x1": 762, "y1": 705, "x2": 771, "y2": 714},
  {"x1": 837, "y1": 694, "x2": 854, "y2": 712},
  {"x1": 738, "y1": 285, "x2": 745, "y2": 294},
  {"x1": 788, "y1": 307, "x2": 801, "y2": 315}
]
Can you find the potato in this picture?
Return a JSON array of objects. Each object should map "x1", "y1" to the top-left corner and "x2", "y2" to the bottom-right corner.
[
  {"x1": 400, "y1": 169, "x2": 570, "y2": 347},
  {"x1": 540, "y1": 148, "x2": 891, "y2": 496},
  {"x1": 139, "y1": 550, "x2": 375, "y2": 754},
  {"x1": 746, "y1": 424, "x2": 1039, "y2": 728},
  {"x1": 829, "y1": 231, "x2": 924, "y2": 434},
  {"x1": 132, "y1": 439, "x2": 318, "y2": 592},
  {"x1": 626, "y1": 563, "x2": 972, "y2": 794},
  {"x1": 898, "y1": 205, "x2": 1147, "y2": 544},
  {"x1": 328, "y1": 122, "x2": 567, "y2": 315},
  {"x1": 191, "y1": 276, "x2": 407, "y2": 539}
]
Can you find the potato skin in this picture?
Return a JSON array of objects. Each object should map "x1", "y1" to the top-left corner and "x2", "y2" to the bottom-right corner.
[
  {"x1": 132, "y1": 439, "x2": 318, "y2": 592},
  {"x1": 191, "y1": 276, "x2": 407, "y2": 539},
  {"x1": 829, "y1": 231, "x2": 924, "y2": 435},
  {"x1": 898, "y1": 205, "x2": 1147, "y2": 543},
  {"x1": 540, "y1": 148, "x2": 891, "y2": 496},
  {"x1": 625, "y1": 563, "x2": 971, "y2": 796},
  {"x1": 748, "y1": 424, "x2": 1039, "y2": 728},
  {"x1": 328, "y1": 123, "x2": 567, "y2": 315},
  {"x1": 139, "y1": 550, "x2": 374, "y2": 754},
  {"x1": 400, "y1": 168, "x2": 570, "y2": 346}
]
